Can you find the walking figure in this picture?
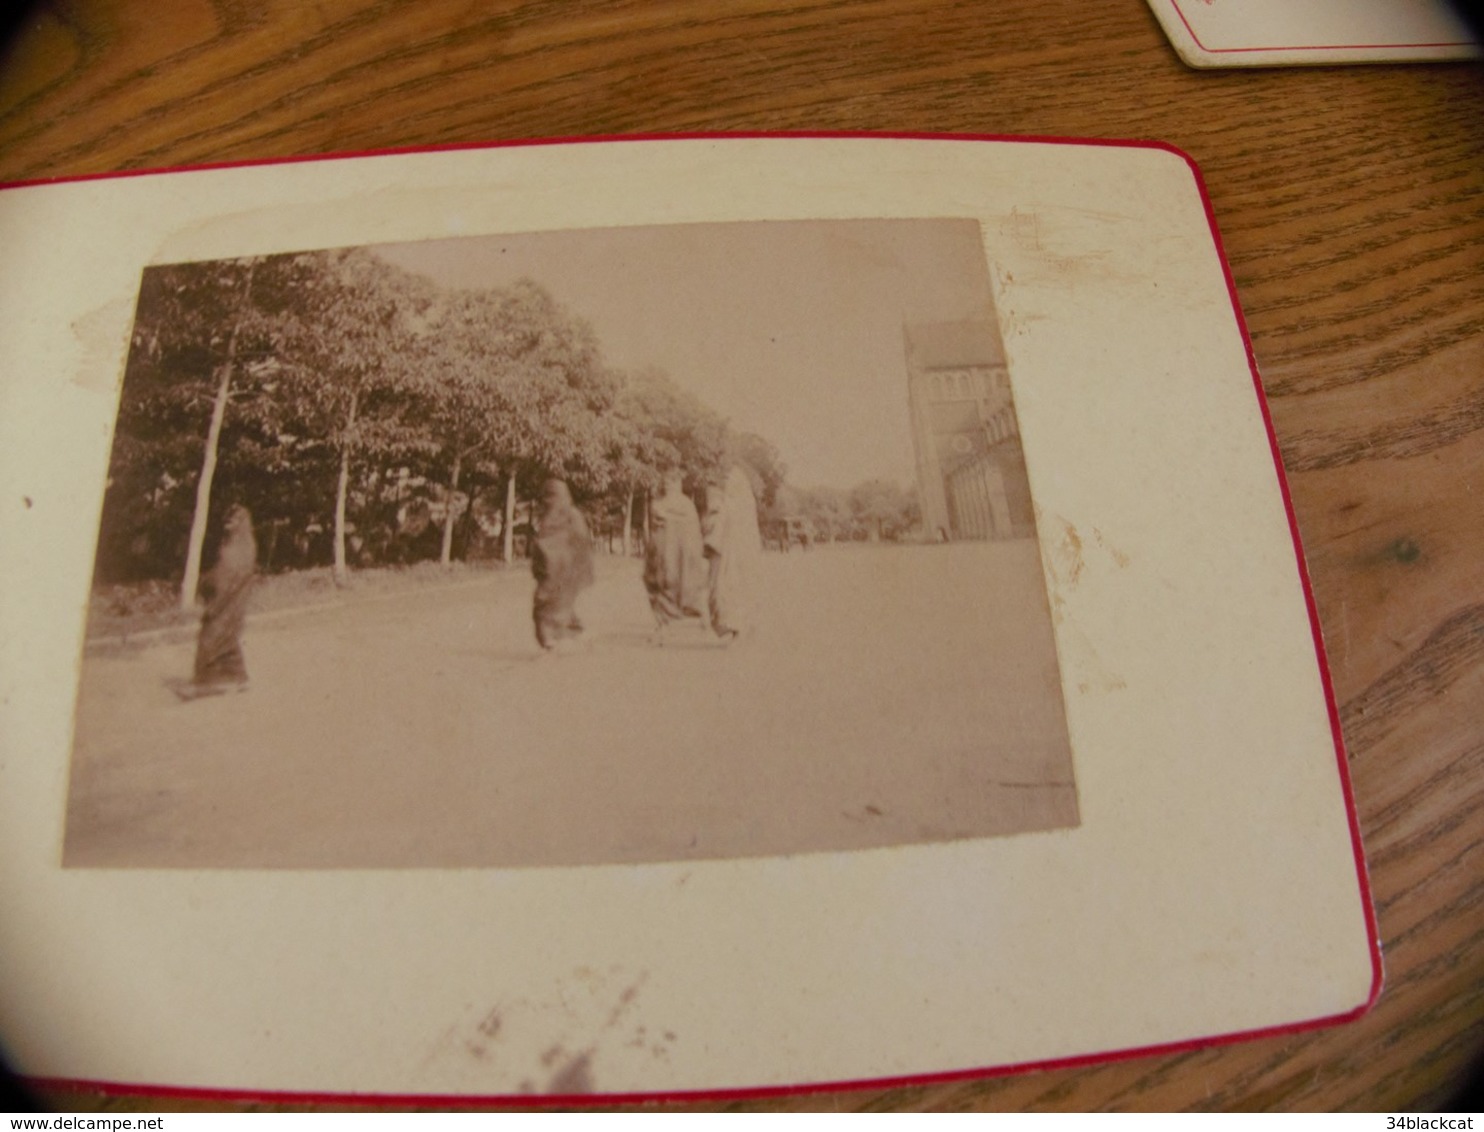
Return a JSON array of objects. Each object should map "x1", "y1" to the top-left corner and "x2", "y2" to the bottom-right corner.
[
  {"x1": 643, "y1": 470, "x2": 708, "y2": 645},
  {"x1": 178, "y1": 503, "x2": 257, "y2": 700},
  {"x1": 531, "y1": 478, "x2": 595, "y2": 653},
  {"x1": 701, "y1": 466, "x2": 762, "y2": 644}
]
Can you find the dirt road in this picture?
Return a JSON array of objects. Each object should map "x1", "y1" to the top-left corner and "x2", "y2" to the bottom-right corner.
[{"x1": 64, "y1": 541, "x2": 1076, "y2": 868}]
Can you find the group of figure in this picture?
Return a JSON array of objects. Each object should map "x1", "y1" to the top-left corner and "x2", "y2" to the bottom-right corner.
[
  {"x1": 644, "y1": 465, "x2": 762, "y2": 646},
  {"x1": 176, "y1": 465, "x2": 761, "y2": 698},
  {"x1": 530, "y1": 466, "x2": 762, "y2": 654}
]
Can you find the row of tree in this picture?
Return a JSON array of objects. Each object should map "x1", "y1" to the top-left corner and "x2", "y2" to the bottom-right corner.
[
  {"x1": 779, "y1": 481, "x2": 920, "y2": 545},
  {"x1": 97, "y1": 246, "x2": 913, "y2": 606}
]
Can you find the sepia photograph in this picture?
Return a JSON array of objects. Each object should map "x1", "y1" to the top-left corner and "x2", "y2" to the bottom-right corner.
[{"x1": 64, "y1": 216, "x2": 1076, "y2": 869}]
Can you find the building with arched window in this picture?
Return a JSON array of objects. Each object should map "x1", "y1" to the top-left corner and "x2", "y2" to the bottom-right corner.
[{"x1": 904, "y1": 320, "x2": 1035, "y2": 541}]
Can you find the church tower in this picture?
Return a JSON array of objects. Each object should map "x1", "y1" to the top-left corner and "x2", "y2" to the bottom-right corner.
[{"x1": 904, "y1": 320, "x2": 1032, "y2": 541}]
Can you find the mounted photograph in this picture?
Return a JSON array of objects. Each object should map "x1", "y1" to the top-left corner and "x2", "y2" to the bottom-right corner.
[
  {"x1": 3, "y1": 135, "x2": 1379, "y2": 1101},
  {"x1": 64, "y1": 216, "x2": 1075, "y2": 869}
]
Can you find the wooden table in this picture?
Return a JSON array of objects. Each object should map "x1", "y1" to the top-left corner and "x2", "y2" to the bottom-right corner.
[{"x1": 4, "y1": 0, "x2": 1482, "y2": 1113}]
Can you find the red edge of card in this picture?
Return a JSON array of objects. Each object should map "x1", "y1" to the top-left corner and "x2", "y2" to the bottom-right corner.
[
  {"x1": 7, "y1": 130, "x2": 1384, "y2": 1107},
  {"x1": 1168, "y1": 0, "x2": 1475, "y2": 54}
]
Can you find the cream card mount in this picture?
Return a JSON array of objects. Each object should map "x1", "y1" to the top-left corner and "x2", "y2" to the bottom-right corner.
[
  {"x1": 0, "y1": 134, "x2": 1380, "y2": 1103},
  {"x1": 1146, "y1": 0, "x2": 1481, "y2": 67}
]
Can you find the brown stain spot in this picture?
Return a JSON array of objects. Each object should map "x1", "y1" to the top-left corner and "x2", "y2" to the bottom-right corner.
[
  {"x1": 1060, "y1": 618, "x2": 1127, "y2": 696},
  {"x1": 477, "y1": 1008, "x2": 501, "y2": 1039},
  {"x1": 23, "y1": 496, "x2": 32, "y2": 509},
  {"x1": 1077, "y1": 671, "x2": 1128, "y2": 695},
  {"x1": 1058, "y1": 519, "x2": 1085, "y2": 586},
  {"x1": 1001, "y1": 207, "x2": 1042, "y2": 251},
  {"x1": 548, "y1": 1051, "x2": 595, "y2": 1096},
  {"x1": 540, "y1": 1043, "x2": 565, "y2": 1068},
  {"x1": 865, "y1": 803, "x2": 884, "y2": 816},
  {"x1": 463, "y1": 1039, "x2": 488, "y2": 1060},
  {"x1": 603, "y1": 973, "x2": 649, "y2": 1029},
  {"x1": 1093, "y1": 527, "x2": 1130, "y2": 568}
]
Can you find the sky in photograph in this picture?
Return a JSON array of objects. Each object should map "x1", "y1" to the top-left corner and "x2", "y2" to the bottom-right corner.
[{"x1": 375, "y1": 218, "x2": 998, "y2": 490}]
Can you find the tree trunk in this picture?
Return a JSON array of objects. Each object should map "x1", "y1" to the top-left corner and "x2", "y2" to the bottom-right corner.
[
  {"x1": 332, "y1": 388, "x2": 358, "y2": 587},
  {"x1": 179, "y1": 360, "x2": 234, "y2": 611},
  {"x1": 502, "y1": 467, "x2": 518, "y2": 565},
  {"x1": 178, "y1": 261, "x2": 256, "y2": 612},
  {"x1": 622, "y1": 486, "x2": 635, "y2": 557},
  {"x1": 440, "y1": 452, "x2": 463, "y2": 567}
]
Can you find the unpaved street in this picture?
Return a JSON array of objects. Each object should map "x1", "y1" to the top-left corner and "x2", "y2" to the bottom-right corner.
[{"x1": 65, "y1": 541, "x2": 1076, "y2": 868}]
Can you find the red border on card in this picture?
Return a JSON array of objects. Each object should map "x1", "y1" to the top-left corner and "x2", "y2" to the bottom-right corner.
[
  {"x1": 5, "y1": 131, "x2": 1383, "y2": 1108},
  {"x1": 1168, "y1": 0, "x2": 1475, "y2": 54}
]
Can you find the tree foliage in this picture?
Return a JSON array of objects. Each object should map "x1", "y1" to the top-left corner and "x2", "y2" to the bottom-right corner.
[
  {"x1": 785, "y1": 481, "x2": 920, "y2": 544},
  {"x1": 727, "y1": 431, "x2": 787, "y2": 513},
  {"x1": 96, "y1": 245, "x2": 911, "y2": 587}
]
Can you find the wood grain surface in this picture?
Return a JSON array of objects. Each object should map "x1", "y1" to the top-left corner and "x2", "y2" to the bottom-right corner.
[{"x1": 4, "y1": 0, "x2": 1483, "y2": 1113}]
